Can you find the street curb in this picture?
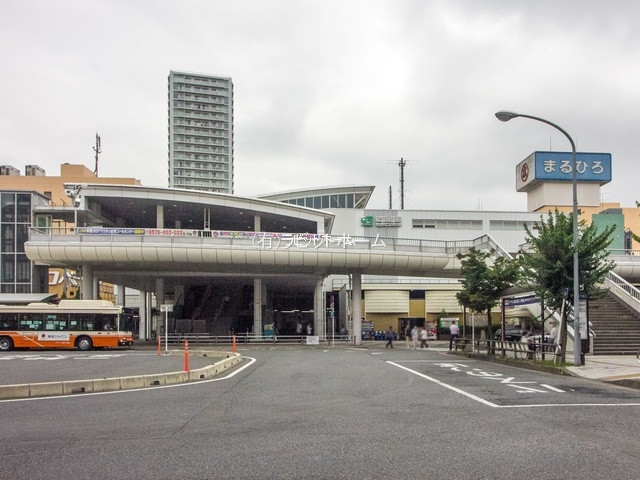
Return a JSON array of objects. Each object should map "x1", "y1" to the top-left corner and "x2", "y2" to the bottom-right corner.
[{"x1": 0, "y1": 351, "x2": 242, "y2": 400}]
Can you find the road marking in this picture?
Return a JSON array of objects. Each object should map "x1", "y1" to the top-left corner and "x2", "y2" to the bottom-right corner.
[
  {"x1": 0, "y1": 356, "x2": 257, "y2": 404},
  {"x1": 540, "y1": 384, "x2": 565, "y2": 392},
  {"x1": 388, "y1": 361, "x2": 640, "y2": 409},
  {"x1": 501, "y1": 402, "x2": 640, "y2": 409},
  {"x1": 387, "y1": 360, "x2": 499, "y2": 408}
]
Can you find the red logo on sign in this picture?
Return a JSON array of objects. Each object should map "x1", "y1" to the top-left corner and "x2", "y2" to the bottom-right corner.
[{"x1": 520, "y1": 163, "x2": 529, "y2": 183}]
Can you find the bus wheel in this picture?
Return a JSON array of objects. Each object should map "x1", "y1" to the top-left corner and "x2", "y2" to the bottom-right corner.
[
  {"x1": 76, "y1": 336, "x2": 93, "y2": 351},
  {"x1": 0, "y1": 336, "x2": 13, "y2": 351}
]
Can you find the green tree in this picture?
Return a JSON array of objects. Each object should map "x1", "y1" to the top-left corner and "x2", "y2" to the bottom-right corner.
[
  {"x1": 522, "y1": 210, "x2": 615, "y2": 362},
  {"x1": 455, "y1": 248, "x2": 521, "y2": 350}
]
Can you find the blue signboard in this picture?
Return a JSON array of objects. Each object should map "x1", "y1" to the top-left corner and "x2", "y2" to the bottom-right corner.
[{"x1": 533, "y1": 151, "x2": 611, "y2": 183}]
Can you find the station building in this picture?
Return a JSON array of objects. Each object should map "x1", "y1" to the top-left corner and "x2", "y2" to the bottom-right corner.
[{"x1": 3, "y1": 150, "x2": 640, "y2": 344}]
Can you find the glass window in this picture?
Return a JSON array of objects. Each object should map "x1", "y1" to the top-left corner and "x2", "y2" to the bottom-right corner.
[
  {"x1": 69, "y1": 313, "x2": 97, "y2": 331},
  {"x1": 15, "y1": 284, "x2": 30, "y2": 293},
  {"x1": 321, "y1": 196, "x2": 329, "y2": 208},
  {"x1": 0, "y1": 312, "x2": 18, "y2": 330},
  {"x1": 1, "y1": 193, "x2": 15, "y2": 222},
  {"x1": 96, "y1": 314, "x2": 118, "y2": 331},
  {"x1": 16, "y1": 224, "x2": 28, "y2": 253},
  {"x1": 1, "y1": 284, "x2": 14, "y2": 293},
  {"x1": 16, "y1": 194, "x2": 31, "y2": 222},
  {"x1": 44, "y1": 313, "x2": 69, "y2": 331},
  {"x1": 338, "y1": 195, "x2": 346, "y2": 207},
  {"x1": 313, "y1": 197, "x2": 321, "y2": 209},
  {"x1": 2, "y1": 254, "x2": 14, "y2": 282},
  {"x1": 305, "y1": 197, "x2": 313, "y2": 208},
  {"x1": 16, "y1": 254, "x2": 30, "y2": 282},
  {"x1": 19, "y1": 313, "x2": 44, "y2": 331},
  {"x1": 346, "y1": 194, "x2": 354, "y2": 208},
  {"x1": 330, "y1": 196, "x2": 339, "y2": 208},
  {"x1": 2, "y1": 225, "x2": 15, "y2": 252}
]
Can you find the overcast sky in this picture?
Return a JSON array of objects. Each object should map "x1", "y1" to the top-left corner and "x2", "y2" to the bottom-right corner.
[{"x1": 1, "y1": 1, "x2": 638, "y2": 211}]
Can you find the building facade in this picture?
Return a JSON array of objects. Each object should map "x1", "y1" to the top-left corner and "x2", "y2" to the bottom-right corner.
[
  {"x1": 168, "y1": 70, "x2": 234, "y2": 193},
  {"x1": 0, "y1": 163, "x2": 141, "y2": 298}
]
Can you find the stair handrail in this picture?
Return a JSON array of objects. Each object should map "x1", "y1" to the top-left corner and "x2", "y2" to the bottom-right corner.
[
  {"x1": 471, "y1": 234, "x2": 513, "y2": 260},
  {"x1": 605, "y1": 271, "x2": 640, "y2": 315}
]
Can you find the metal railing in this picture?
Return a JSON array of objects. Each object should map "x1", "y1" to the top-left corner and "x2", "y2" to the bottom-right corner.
[
  {"x1": 29, "y1": 227, "x2": 503, "y2": 257},
  {"x1": 156, "y1": 333, "x2": 352, "y2": 347},
  {"x1": 605, "y1": 270, "x2": 640, "y2": 314}
]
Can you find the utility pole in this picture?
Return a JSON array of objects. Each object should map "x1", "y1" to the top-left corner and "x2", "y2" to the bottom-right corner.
[
  {"x1": 398, "y1": 157, "x2": 406, "y2": 210},
  {"x1": 93, "y1": 133, "x2": 102, "y2": 176},
  {"x1": 388, "y1": 185, "x2": 392, "y2": 209}
]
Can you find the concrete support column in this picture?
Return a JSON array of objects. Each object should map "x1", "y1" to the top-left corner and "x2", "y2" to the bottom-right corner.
[
  {"x1": 92, "y1": 275, "x2": 99, "y2": 300},
  {"x1": 253, "y1": 278, "x2": 263, "y2": 335},
  {"x1": 116, "y1": 283, "x2": 126, "y2": 306},
  {"x1": 254, "y1": 215, "x2": 261, "y2": 232},
  {"x1": 156, "y1": 205, "x2": 164, "y2": 229},
  {"x1": 155, "y1": 278, "x2": 165, "y2": 308},
  {"x1": 314, "y1": 278, "x2": 325, "y2": 338},
  {"x1": 81, "y1": 264, "x2": 93, "y2": 300},
  {"x1": 139, "y1": 290, "x2": 147, "y2": 340},
  {"x1": 352, "y1": 272, "x2": 362, "y2": 346},
  {"x1": 317, "y1": 220, "x2": 325, "y2": 235}
]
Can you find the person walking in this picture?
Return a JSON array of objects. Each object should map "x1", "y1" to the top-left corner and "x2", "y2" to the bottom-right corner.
[
  {"x1": 405, "y1": 325, "x2": 412, "y2": 349},
  {"x1": 411, "y1": 325, "x2": 419, "y2": 350},
  {"x1": 385, "y1": 326, "x2": 394, "y2": 349},
  {"x1": 420, "y1": 327, "x2": 429, "y2": 348},
  {"x1": 449, "y1": 320, "x2": 460, "y2": 351}
]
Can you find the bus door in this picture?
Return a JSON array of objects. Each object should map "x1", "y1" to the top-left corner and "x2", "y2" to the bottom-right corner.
[
  {"x1": 17, "y1": 313, "x2": 45, "y2": 348},
  {"x1": 41, "y1": 313, "x2": 71, "y2": 348}
]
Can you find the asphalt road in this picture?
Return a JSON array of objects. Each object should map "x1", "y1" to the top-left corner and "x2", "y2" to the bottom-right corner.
[{"x1": 1, "y1": 347, "x2": 640, "y2": 480}]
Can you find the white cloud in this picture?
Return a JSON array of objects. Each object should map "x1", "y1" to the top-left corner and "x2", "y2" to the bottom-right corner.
[{"x1": 1, "y1": 0, "x2": 638, "y2": 211}]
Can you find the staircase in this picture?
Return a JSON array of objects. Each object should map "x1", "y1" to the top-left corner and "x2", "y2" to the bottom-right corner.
[{"x1": 589, "y1": 291, "x2": 640, "y2": 355}]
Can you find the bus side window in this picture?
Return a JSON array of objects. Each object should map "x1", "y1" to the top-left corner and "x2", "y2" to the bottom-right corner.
[
  {"x1": 0, "y1": 313, "x2": 19, "y2": 330},
  {"x1": 45, "y1": 314, "x2": 69, "y2": 331},
  {"x1": 19, "y1": 313, "x2": 44, "y2": 331}
]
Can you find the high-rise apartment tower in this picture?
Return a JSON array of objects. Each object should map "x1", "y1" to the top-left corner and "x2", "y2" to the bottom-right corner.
[{"x1": 168, "y1": 70, "x2": 234, "y2": 193}]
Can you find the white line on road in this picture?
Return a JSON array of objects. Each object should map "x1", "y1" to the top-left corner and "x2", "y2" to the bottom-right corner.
[
  {"x1": 0, "y1": 356, "x2": 257, "y2": 404},
  {"x1": 387, "y1": 360, "x2": 499, "y2": 408},
  {"x1": 388, "y1": 361, "x2": 640, "y2": 409},
  {"x1": 540, "y1": 384, "x2": 565, "y2": 392}
]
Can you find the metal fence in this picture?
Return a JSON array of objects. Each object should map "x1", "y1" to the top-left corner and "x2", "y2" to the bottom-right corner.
[
  {"x1": 30, "y1": 227, "x2": 502, "y2": 257},
  {"x1": 156, "y1": 333, "x2": 352, "y2": 347}
]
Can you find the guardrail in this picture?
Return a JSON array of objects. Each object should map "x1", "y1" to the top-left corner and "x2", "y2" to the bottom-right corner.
[
  {"x1": 155, "y1": 333, "x2": 352, "y2": 346},
  {"x1": 605, "y1": 270, "x2": 640, "y2": 314},
  {"x1": 454, "y1": 337, "x2": 560, "y2": 361},
  {"x1": 30, "y1": 227, "x2": 502, "y2": 257}
]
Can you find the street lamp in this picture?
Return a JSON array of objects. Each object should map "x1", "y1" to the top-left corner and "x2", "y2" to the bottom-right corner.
[{"x1": 495, "y1": 110, "x2": 582, "y2": 366}]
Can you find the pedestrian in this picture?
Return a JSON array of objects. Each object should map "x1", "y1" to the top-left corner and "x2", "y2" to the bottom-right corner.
[
  {"x1": 405, "y1": 325, "x2": 412, "y2": 349},
  {"x1": 411, "y1": 325, "x2": 419, "y2": 350},
  {"x1": 307, "y1": 323, "x2": 312, "y2": 335},
  {"x1": 548, "y1": 321, "x2": 559, "y2": 344},
  {"x1": 449, "y1": 320, "x2": 460, "y2": 351},
  {"x1": 420, "y1": 327, "x2": 429, "y2": 348},
  {"x1": 385, "y1": 326, "x2": 394, "y2": 348},
  {"x1": 296, "y1": 316, "x2": 303, "y2": 336},
  {"x1": 520, "y1": 330, "x2": 534, "y2": 359}
]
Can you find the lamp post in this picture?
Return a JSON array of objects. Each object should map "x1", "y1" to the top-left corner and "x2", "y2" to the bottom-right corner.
[{"x1": 495, "y1": 110, "x2": 582, "y2": 366}]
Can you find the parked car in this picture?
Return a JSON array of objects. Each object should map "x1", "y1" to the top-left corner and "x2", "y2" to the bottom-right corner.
[{"x1": 494, "y1": 328, "x2": 526, "y2": 341}]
